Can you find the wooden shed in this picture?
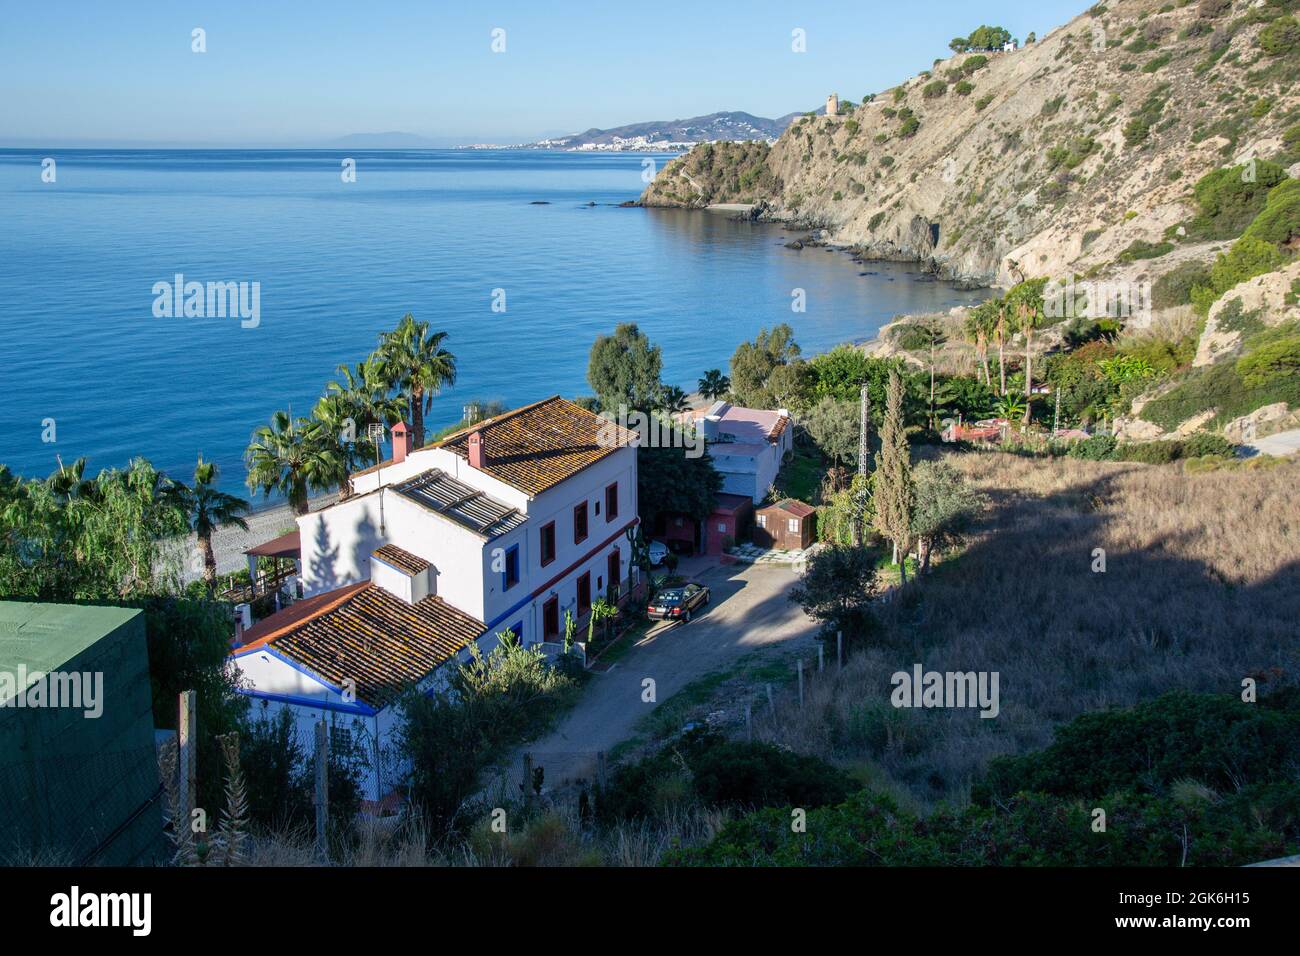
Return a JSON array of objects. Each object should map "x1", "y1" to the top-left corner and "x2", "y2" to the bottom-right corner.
[{"x1": 753, "y1": 498, "x2": 815, "y2": 550}]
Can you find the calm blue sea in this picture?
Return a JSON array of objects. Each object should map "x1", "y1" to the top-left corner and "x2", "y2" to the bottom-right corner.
[{"x1": 0, "y1": 148, "x2": 983, "y2": 499}]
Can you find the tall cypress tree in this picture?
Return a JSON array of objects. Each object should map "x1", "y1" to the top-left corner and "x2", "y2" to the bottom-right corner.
[{"x1": 872, "y1": 369, "x2": 914, "y2": 585}]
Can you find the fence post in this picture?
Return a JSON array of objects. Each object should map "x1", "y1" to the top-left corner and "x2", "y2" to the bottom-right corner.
[
  {"x1": 797, "y1": 659, "x2": 804, "y2": 708},
  {"x1": 522, "y1": 752, "x2": 534, "y2": 810},
  {"x1": 818, "y1": 644, "x2": 824, "y2": 673},
  {"x1": 766, "y1": 683, "x2": 775, "y2": 717},
  {"x1": 745, "y1": 702, "x2": 752, "y2": 742},
  {"x1": 837, "y1": 631, "x2": 843, "y2": 669},
  {"x1": 178, "y1": 690, "x2": 197, "y2": 831},
  {"x1": 314, "y1": 720, "x2": 329, "y2": 862}
]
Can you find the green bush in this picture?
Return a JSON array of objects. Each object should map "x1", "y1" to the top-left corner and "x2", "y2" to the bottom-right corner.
[
  {"x1": 1141, "y1": 359, "x2": 1300, "y2": 430},
  {"x1": 1152, "y1": 260, "x2": 1213, "y2": 308},
  {"x1": 1181, "y1": 431, "x2": 1235, "y2": 457},
  {"x1": 1237, "y1": 334, "x2": 1300, "y2": 388},
  {"x1": 922, "y1": 80, "x2": 947, "y2": 98},
  {"x1": 981, "y1": 690, "x2": 1300, "y2": 800},
  {"x1": 1242, "y1": 178, "x2": 1300, "y2": 247},
  {"x1": 1209, "y1": 236, "x2": 1287, "y2": 295},
  {"x1": 1185, "y1": 160, "x2": 1288, "y2": 240},
  {"x1": 974, "y1": 94, "x2": 994, "y2": 111},
  {"x1": 1117, "y1": 239, "x2": 1174, "y2": 262},
  {"x1": 1259, "y1": 15, "x2": 1300, "y2": 56},
  {"x1": 596, "y1": 729, "x2": 857, "y2": 823},
  {"x1": 1067, "y1": 434, "x2": 1117, "y2": 460},
  {"x1": 671, "y1": 691, "x2": 1300, "y2": 867},
  {"x1": 1114, "y1": 439, "x2": 1183, "y2": 463},
  {"x1": 954, "y1": 80, "x2": 974, "y2": 96}
]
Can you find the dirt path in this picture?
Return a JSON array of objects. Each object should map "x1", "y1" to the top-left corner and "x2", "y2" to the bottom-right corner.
[{"x1": 496, "y1": 561, "x2": 819, "y2": 790}]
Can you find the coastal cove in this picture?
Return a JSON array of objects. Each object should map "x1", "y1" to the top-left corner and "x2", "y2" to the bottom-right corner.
[{"x1": 0, "y1": 148, "x2": 985, "y2": 497}]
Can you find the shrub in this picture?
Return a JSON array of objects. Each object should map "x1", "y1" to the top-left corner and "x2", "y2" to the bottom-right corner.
[
  {"x1": 1142, "y1": 52, "x2": 1173, "y2": 72},
  {"x1": 898, "y1": 114, "x2": 921, "y2": 138},
  {"x1": 1117, "y1": 239, "x2": 1174, "y2": 262},
  {"x1": 1186, "y1": 160, "x2": 1288, "y2": 240},
  {"x1": 1152, "y1": 261, "x2": 1213, "y2": 309},
  {"x1": 1242, "y1": 178, "x2": 1300, "y2": 248},
  {"x1": 1067, "y1": 434, "x2": 1118, "y2": 460},
  {"x1": 597, "y1": 729, "x2": 858, "y2": 823},
  {"x1": 981, "y1": 690, "x2": 1300, "y2": 801},
  {"x1": 954, "y1": 80, "x2": 974, "y2": 96},
  {"x1": 922, "y1": 80, "x2": 947, "y2": 98},
  {"x1": 1114, "y1": 440, "x2": 1183, "y2": 464},
  {"x1": 1141, "y1": 359, "x2": 1300, "y2": 430},
  {"x1": 1209, "y1": 236, "x2": 1287, "y2": 295},
  {"x1": 1237, "y1": 334, "x2": 1300, "y2": 388},
  {"x1": 1181, "y1": 432, "x2": 1235, "y2": 458},
  {"x1": 1259, "y1": 15, "x2": 1300, "y2": 56},
  {"x1": 974, "y1": 94, "x2": 994, "y2": 111}
]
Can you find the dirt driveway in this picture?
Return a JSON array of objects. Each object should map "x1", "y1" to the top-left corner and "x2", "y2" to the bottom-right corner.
[{"x1": 498, "y1": 561, "x2": 819, "y2": 789}]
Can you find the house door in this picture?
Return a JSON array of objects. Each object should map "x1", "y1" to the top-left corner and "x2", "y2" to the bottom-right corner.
[
  {"x1": 577, "y1": 572, "x2": 592, "y2": 616},
  {"x1": 607, "y1": 549, "x2": 621, "y2": 600},
  {"x1": 542, "y1": 597, "x2": 560, "y2": 641}
]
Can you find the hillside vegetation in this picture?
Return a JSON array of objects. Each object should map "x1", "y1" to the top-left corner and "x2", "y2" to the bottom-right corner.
[{"x1": 642, "y1": 0, "x2": 1300, "y2": 288}]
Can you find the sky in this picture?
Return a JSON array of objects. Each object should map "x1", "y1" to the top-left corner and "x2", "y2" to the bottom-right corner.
[{"x1": 1, "y1": 0, "x2": 1089, "y2": 146}]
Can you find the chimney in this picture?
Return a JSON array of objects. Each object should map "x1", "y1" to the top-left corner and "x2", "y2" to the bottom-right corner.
[
  {"x1": 391, "y1": 421, "x2": 410, "y2": 464},
  {"x1": 468, "y1": 429, "x2": 485, "y2": 469}
]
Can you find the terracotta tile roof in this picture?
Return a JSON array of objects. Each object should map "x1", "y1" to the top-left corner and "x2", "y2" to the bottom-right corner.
[
  {"x1": 233, "y1": 583, "x2": 485, "y2": 707},
  {"x1": 372, "y1": 543, "x2": 431, "y2": 575},
  {"x1": 438, "y1": 396, "x2": 632, "y2": 496},
  {"x1": 237, "y1": 581, "x2": 370, "y2": 649}
]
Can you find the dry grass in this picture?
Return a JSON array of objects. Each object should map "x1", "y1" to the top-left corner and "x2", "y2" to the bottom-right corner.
[
  {"x1": 246, "y1": 803, "x2": 731, "y2": 867},
  {"x1": 761, "y1": 451, "x2": 1300, "y2": 806}
]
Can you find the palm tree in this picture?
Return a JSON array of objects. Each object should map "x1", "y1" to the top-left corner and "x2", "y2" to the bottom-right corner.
[
  {"x1": 698, "y1": 369, "x2": 730, "y2": 401},
  {"x1": 168, "y1": 455, "x2": 250, "y2": 594},
  {"x1": 1016, "y1": 299, "x2": 1046, "y2": 424},
  {"x1": 327, "y1": 358, "x2": 405, "y2": 468},
  {"x1": 963, "y1": 302, "x2": 996, "y2": 387},
  {"x1": 658, "y1": 385, "x2": 690, "y2": 416},
  {"x1": 377, "y1": 314, "x2": 457, "y2": 448},
  {"x1": 311, "y1": 393, "x2": 370, "y2": 490},
  {"x1": 245, "y1": 410, "x2": 339, "y2": 515},
  {"x1": 994, "y1": 299, "x2": 1011, "y2": 396}
]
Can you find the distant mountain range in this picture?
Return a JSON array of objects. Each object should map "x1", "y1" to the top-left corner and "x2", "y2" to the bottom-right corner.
[{"x1": 517, "y1": 111, "x2": 806, "y2": 152}]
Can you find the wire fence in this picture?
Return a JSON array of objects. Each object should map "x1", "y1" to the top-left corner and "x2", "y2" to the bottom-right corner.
[{"x1": 0, "y1": 747, "x2": 167, "y2": 866}]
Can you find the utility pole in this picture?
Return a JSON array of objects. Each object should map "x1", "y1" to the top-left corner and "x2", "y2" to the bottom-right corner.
[
  {"x1": 854, "y1": 384, "x2": 870, "y2": 547},
  {"x1": 1052, "y1": 385, "x2": 1061, "y2": 436}
]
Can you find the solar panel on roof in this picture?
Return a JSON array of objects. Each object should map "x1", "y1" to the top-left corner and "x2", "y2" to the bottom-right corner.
[{"x1": 392, "y1": 468, "x2": 526, "y2": 537}]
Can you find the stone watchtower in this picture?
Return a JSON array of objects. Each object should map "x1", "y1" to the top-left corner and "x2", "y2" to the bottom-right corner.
[{"x1": 826, "y1": 93, "x2": 839, "y2": 118}]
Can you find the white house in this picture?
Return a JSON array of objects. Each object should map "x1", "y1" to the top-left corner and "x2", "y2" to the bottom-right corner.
[
  {"x1": 690, "y1": 401, "x2": 793, "y2": 504},
  {"x1": 229, "y1": 396, "x2": 640, "y2": 804}
]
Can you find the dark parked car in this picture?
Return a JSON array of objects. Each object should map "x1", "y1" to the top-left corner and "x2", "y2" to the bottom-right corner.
[{"x1": 647, "y1": 583, "x2": 710, "y2": 623}]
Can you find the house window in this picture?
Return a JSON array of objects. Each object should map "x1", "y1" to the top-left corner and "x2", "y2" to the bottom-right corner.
[
  {"x1": 756, "y1": 514, "x2": 767, "y2": 528},
  {"x1": 503, "y1": 544, "x2": 520, "y2": 591},
  {"x1": 540, "y1": 521, "x2": 556, "y2": 566},
  {"x1": 607, "y1": 549, "x2": 621, "y2": 597},
  {"x1": 717, "y1": 522, "x2": 727, "y2": 533},
  {"x1": 330, "y1": 725, "x2": 352, "y2": 753},
  {"x1": 577, "y1": 572, "x2": 592, "y2": 615},
  {"x1": 605, "y1": 482, "x2": 619, "y2": 521},
  {"x1": 542, "y1": 596, "x2": 559, "y2": 640},
  {"x1": 573, "y1": 502, "x2": 588, "y2": 544},
  {"x1": 788, "y1": 518, "x2": 799, "y2": 533}
]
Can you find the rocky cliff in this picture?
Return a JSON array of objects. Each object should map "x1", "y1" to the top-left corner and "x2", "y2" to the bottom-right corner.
[{"x1": 640, "y1": 0, "x2": 1300, "y2": 288}]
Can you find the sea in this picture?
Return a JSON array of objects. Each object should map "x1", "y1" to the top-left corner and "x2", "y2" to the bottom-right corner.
[{"x1": 0, "y1": 148, "x2": 985, "y2": 499}]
